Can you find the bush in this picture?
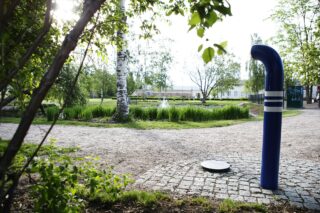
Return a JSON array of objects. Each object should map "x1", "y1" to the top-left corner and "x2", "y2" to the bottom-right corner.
[
  {"x1": 157, "y1": 108, "x2": 169, "y2": 120},
  {"x1": 130, "y1": 106, "x2": 144, "y2": 120},
  {"x1": 63, "y1": 105, "x2": 84, "y2": 120},
  {"x1": 81, "y1": 108, "x2": 93, "y2": 120},
  {"x1": 31, "y1": 143, "x2": 131, "y2": 212},
  {"x1": 169, "y1": 107, "x2": 180, "y2": 122},
  {"x1": 46, "y1": 106, "x2": 59, "y2": 121},
  {"x1": 147, "y1": 108, "x2": 158, "y2": 120}
]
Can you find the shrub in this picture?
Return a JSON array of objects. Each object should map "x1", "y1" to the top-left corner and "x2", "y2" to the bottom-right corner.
[
  {"x1": 147, "y1": 108, "x2": 158, "y2": 120},
  {"x1": 157, "y1": 108, "x2": 169, "y2": 120},
  {"x1": 46, "y1": 106, "x2": 59, "y2": 121},
  {"x1": 81, "y1": 108, "x2": 93, "y2": 120},
  {"x1": 130, "y1": 107, "x2": 144, "y2": 120},
  {"x1": 31, "y1": 145, "x2": 131, "y2": 212},
  {"x1": 169, "y1": 107, "x2": 180, "y2": 122}
]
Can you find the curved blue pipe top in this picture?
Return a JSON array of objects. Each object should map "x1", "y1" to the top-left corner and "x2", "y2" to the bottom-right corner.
[
  {"x1": 251, "y1": 45, "x2": 284, "y2": 91},
  {"x1": 250, "y1": 45, "x2": 284, "y2": 190}
]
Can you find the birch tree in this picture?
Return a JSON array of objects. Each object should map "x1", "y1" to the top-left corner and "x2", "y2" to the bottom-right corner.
[{"x1": 113, "y1": 0, "x2": 129, "y2": 121}]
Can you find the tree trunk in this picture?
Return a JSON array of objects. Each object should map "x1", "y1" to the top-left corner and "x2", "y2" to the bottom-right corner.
[
  {"x1": 306, "y1": 85, "x2": 313, "y2": 104},
  {"x1": 114, "y1": 0, "x2": 129, "y2": 121},
  {"x1": 201, "y1": 93, "x2": 207, "y2": 104},
  {"x1": 0, "y1": 0, "x2": 104, "y2": 208}
]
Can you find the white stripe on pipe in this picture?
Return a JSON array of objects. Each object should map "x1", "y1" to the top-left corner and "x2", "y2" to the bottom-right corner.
[
  {"x1": 264, "y1": 99, "x2": 283, "y2": 103},
  {"x1": 264, "y1": 106, "x2": 283, "y2": 112},
  {"x1": 265, "y1": 91, "x2": 283, "y2": 97}
]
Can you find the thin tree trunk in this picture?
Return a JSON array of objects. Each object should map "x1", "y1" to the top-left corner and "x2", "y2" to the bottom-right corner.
[
  {"x1": 114, "y1": 0, "x2": 129, "y2": 121},
  {"x1": 0, "y1": 1, "x2": 104, "y2": 207},
  {"x1": 306, "y1": 85, "x2": 312, "y2": 104}
]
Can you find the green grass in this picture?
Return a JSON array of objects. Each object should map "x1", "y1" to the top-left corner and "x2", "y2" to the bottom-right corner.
[
  {"x1": 0, "y1": 116, "x2": 247, "y2": 129},
  {"x1": 89, "y1": 190, "x2": 271, "y2": 213},
  {"x1": 218, "y1": 198, "x2": 267, "y2": 213},
  {"x1": 0, "y1": 108, "x2": 300, "y2": 130},
  {"x1": 0, "y1": 139, "x2": 78, "y2": 172}
]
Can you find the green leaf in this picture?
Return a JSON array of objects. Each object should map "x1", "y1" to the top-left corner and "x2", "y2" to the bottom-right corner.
[
  {"x1": 166, "y1": 10, "x2": 173, "y2": 16},
  {"x1": 197, "y1": 28, "x2": 205, "y2": 38},
  {"x1": 198, "y1": 44, "x2": 203, "y2": 52},
  {"x1": 188, "y1": 25, "x2": 196, "y2": 32},
  {"x1": 189, "y1": 12, "x2": 201, "y2": 26},
  {"x1": 207, "y1": 11, "x2": 218, "y2": 26},
  {"x1": 202, "y1": 47, "x2": 215, "y2": 63},
  {"x1": 214, "y1": 41, "x2": 228, "y2": 55},
  {"x1": 179, "y1": 8, "x2": 184, "y2": 16}
]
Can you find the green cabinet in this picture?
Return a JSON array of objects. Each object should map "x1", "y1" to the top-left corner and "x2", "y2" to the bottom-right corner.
[{"x1": 287, "y1": 86, "x2": 303, "y2": 108}]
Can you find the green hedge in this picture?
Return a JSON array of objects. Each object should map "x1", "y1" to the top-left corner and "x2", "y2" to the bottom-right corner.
[
  {"x1": 46, "y1": 105, "x2": 248, "y2": 122},
  {"x1": 129, "y1": 106, "x2": 248, "y2": 122},
  {"x1": 46, "y1": 105, "x2": 116, "y2": 121}
]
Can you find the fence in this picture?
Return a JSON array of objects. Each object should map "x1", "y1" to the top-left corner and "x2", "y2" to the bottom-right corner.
[{"x1": 249, "y1": 94, "x2": 264, "y2": 104}]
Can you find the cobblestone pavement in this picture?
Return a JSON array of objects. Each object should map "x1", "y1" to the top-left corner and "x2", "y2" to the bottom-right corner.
[
  {"x1": 0, "y1": 109, "x2": 319, "y2": 210},
  {"x1": 134, "y1": 154, "x2": 320, "y2": 210}
]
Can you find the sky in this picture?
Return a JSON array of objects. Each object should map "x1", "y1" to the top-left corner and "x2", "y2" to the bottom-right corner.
[
  {"x1": 54, "y1": 0, "x2": 280, "y2": 89},
  {"x1": 159, "y1": 0, "x2": 279, "y2": 89}
]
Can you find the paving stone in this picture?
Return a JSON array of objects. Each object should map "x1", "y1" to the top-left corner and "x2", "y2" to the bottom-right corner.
[
  {"x1": 134, "y1": 155, "x2": 320, "y2": 211},
  {"x1": 257, "y1": 198, "x2": 271, "y2": 204},
  {"x1": 250, "y1": 188, "x2": 262, "y2": 194},
  {"x1": 303, "y1": 202, "x2": 320, "y2": 210}
]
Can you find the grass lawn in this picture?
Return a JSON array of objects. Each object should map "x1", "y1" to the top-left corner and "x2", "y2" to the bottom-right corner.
[
  {"x1": 0, "y1": 116, "x2": 247, "y2": 129},
  {"x1": 0, "y1": 99, "x2": 301, "y2": 129},
  {"x1": 0, "y1": 108, "x2": 300, "y2": 130}
]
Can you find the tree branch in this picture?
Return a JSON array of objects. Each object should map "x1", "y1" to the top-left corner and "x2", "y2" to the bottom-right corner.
[
  {"x1": 0, "y1": 0, "x2": 105, "y2": 207},
  {"x1": 0, "y1": 0, "x2": 21, "y2": 35},
  {"x1": 0, "y1": 0, "x2": 53, "y2": 92}
]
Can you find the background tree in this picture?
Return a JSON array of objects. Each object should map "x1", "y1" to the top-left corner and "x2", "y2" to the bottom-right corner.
[
  {"x1": 190, "y1": 54, "x2": 240, "y2": 104},
  {"x1": 245, "y1": 34, "x2": 265, "y2": 94},
  {"x1": 50, "y1": 63, "x2": 88, "y2": 107},
  {"x1": 271, "y1": 0, "x2": 320, "y2": 103}
]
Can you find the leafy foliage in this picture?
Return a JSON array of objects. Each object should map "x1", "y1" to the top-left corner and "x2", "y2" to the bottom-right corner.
[
  {"x1": 30, "y1": 145, "x2": 131, "y2": 212},
  {"x1": 50, "y1": 64, "x2": 88, "y2": 107},
  {"x1": 271, "y1": 0, "x2": 320, "y2": 102},
  {"x1": 245, "y1": 34, "x2": 265, "y2": 94}
]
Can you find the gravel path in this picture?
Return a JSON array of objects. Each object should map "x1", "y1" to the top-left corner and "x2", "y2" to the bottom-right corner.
[{"x1": 0, "y1": 109, "x2": 319, "y2": 177}]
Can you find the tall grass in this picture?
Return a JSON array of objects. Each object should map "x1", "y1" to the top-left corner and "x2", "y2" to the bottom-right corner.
[
  {"x1": 129, "y1": 106, "x2": 248, "y2": 122},
  {"x1": 46, "y1": 106, "x2": 59, "y2": 121},
  {"x1": 46, "y1": 105, "x2": 116, "y2": 121},
  {"x1": 47, "y1": 105, "x2": 248, "y2": 122}
]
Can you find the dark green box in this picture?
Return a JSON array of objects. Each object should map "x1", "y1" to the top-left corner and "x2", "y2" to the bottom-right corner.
[{"x1": 287, "y1": 86, "x2": 303, "y2": 108}]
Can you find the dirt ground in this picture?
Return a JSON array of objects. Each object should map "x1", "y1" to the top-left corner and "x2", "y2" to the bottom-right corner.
[{"x1": 0, "y1": 109, "x2": 319, "y2": 177}]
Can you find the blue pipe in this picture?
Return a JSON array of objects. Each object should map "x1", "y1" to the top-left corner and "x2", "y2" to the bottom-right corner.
[{"x1": 251, "y1": 45, "x2": 284, "y2": 190}]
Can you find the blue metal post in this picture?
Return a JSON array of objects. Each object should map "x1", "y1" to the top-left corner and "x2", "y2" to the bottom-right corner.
[{"x1": 251, "y1": 45, "x2": 284, "y2": 190}]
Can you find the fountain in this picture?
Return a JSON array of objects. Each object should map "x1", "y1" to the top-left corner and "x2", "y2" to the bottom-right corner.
[{"x1": 159, "y1": 97, "x2": 169, "y2": 108}]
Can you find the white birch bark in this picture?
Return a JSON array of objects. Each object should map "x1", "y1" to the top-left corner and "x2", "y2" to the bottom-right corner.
[{"x1": 115, "y1": 0, "x2": 129, "y2": 120}]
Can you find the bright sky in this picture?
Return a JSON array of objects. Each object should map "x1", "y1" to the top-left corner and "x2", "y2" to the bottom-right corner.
[
  {"x1": 54, "y1": 0, "x2": 280, "y2": 89},
  {"x1": 159, "y1": 0, "x2": 279, "y2": 88}
]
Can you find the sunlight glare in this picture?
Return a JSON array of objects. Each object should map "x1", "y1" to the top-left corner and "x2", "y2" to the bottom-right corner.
[{"x1": 53, "y1": 0, "x2": 79, "y2": 22}]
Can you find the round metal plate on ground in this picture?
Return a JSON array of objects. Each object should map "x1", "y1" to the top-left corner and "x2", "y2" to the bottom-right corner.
[{"x1": 201, "y1": 160, "x2": 230, "y2": 172}]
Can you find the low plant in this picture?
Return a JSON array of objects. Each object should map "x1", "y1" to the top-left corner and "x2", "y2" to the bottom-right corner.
[
  {"x1": 81, "y1": 108, "x2": 93, "y2": 120},
  {"x1": 130, "y1": 106, "x2": 144, "y2": 119},
  {"x1": 63, "y1": 105, "x2": 83, "y2": 120},
  {"x1": 218, "y1": 198, "x2": 267, "y2": 213},
  {"x1": 46, "y1": 106, "x2": 59, "y2": 121},
  {"x1": 30, "y1": 147, "x2": 131, "y2": 212},
  {"x1": 169, "y1": 107, "x2": 180, "y2": 122},
  {"x1": 156, "y1": 108, "x2": 169, "y2": 120}
]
